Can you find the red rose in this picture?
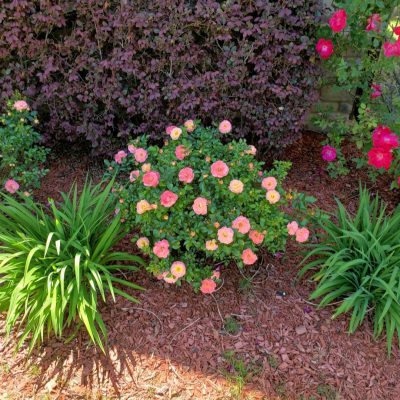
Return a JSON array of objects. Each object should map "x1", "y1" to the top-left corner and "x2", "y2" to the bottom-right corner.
[
  {"x1": 367, "y1": 148, "x2": 393, "y2": 170},
  {"x1": 329, "y1": 9, "x2": 347, "y2": 33},
  {"x1": 316, "y1": 39, "x2": 334, "y2": 59}
]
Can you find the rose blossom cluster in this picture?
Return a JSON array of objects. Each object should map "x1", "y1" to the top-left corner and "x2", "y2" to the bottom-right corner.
[
  {"x1": 316, "y1": 9, "x2": 400, "y2": 60},
  {"x1": 367, "y1": 126, "x2": 399, "y2": 171},
  {"x1": 110, "y1": 121, "x2": 310, "y2": 294}
]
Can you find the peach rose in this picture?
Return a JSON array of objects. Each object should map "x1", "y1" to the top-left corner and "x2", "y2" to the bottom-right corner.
[
  {"x1": 287, "y1": 221, "x2": 299, "y2": 236},
  {"x1": 229, "y1": 179, "x2": 244, "y2": 194},
  {"x1": 179, "y1": 167, "x2": 194, "y2": 184},
  {"x1": 217, "y1": 227, "x2": 234, "y2": 244},
  {"x1": 232, "y1": 216, "x2": 251, "y2": 234},
  {"x1": 193, "y1": 197, "x2": 208, "y2": 215},
  {"x1": 160, "y1": 190, "x2": 178, "y2": 207},
  {"x1": 249, "y1": 230, "x2": 264, "y2": 245},
  {"x1": 136, "y1": 200, "x2": 152, "y2": 214},
  {"x1": 262, "y1": 177, "x2": 277, "y2": 191},
  {"x1": 142, "y1": 163, "x2": 151, "y2": 172},
  {"x1": 200, "y1": 278, "x2": 217, "y2": 294},
  {"x1": 137, "y1": 237, "x2": 150, "y2": 249},
  {"x1": 164, "y1": 273, "x2": 178, "y2": 284},
  {"x1": 246, "y1": 145, "x2": 257, "y2": 155},
  {"x1": 134, "y1": 148, "x2": 148, "y2": 163},
  {"x1": 242, "y1": 248, "x2": 258, "y2": 265},
  {"x1": 170, "y1": 261, "x2": 186, "y2": 278},
  {"x1": 266, "y1": 190, "x2": 280, "y2": 204},
  {"x1": 206, "y1": 239, "x2": 218, "y2": 251},
  {"x1": 295, "y1": 228, "x2": 309, "y2": 243},
  {"x1": 142, "y1": 171, "x2": 160, "y2": 187},
  {"x1": 184, "y1": 119, "x2": 195, "y2": 132},
  {"x1": 153, "y1": 239, "x2": 170, "y2": 258},
  {"x1": 218, "y1": 120, "x2": 232, "y2": 134},
  {"x1": 210, "y1": 160, "x2": 229, "y2": 178},
  {"x1": 170, "y1": 127, "x2": 182, "y2": 140}
]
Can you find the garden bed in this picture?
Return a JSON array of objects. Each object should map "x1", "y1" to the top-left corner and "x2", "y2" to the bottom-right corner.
[{"x1": 1, "y1": 131, "x2": 399, "y2": 400}]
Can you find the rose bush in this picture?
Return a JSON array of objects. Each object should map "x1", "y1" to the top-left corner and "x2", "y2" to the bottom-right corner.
[
  {"x1": 313, "y1": 0, "x2": 400, "y2": 187},
  {"x1": 0, "y1": 97, "x2": 48, "y2": 194},
  {"x1": 105, "y1": 122, "x2": 309, "y2": 293}
]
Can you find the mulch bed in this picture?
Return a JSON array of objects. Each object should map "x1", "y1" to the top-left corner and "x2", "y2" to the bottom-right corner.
[{"x1": 1, "y1": 132, "x2": 400, "y2": 399}]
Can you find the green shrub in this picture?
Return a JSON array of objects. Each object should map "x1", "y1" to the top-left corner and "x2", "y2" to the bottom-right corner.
[
  {"x1": 0, "y1": 97, "x2": 48, "y2": 193},
  {"x1": 0, "y1": 180, "x2": 144, "y2": 352},
  {"x1": 105, "y1": 121, "x2": 311, "y2": 293},
  {"x1": 300, "y1": 186, "x2": 400, "y2": 354}
]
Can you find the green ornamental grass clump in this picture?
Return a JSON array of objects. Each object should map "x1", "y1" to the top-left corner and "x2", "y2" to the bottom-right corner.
[
  {"x1": 0, "y1": 180, "x2": 144, "y2": 352},
  {"x1": 300, "y1": 186, "x2": 400, "y2": 354}
]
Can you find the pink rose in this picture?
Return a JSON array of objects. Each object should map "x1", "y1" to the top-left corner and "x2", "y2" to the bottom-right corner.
[
  {"x1": 114, "y1": 150, "x2": 127, "y2": 164},
  {"x1": 4, "y1": 179, "x2": 19, "y2": 194},
  {"x1": 179, "y1": 167, "x2": 194, "y2": 184},
  {"x1": 218, "y1": 120, "x2": 232, "y2": 134},
  {"x1": 242, "y1": 249, "x2": 258, "y2": 265},
  {"x1": 130, "y1": 170, "x2": 140, "y2": 182},
  {"x1": 192, "y1": 197, "x2": 208, "y2": 215},
  {"x1": 200, "y1": 278, "x2": 217, "y2": 294},
  {"x1": 329, "y1": 9, "x2": 347, "y2": 33},
  {"x1": 287, "y1": 221, "x2": 299, "y2": 236},
  {"x1": 232, "y1": 216, "x2": 251, "y2": 234},
  {"x1": 261, "y1": 177, "x2": 277, "y2": 191},
  {"x1": 316, "y1": 39, "x2": 334, "y2": 59},
  {"x1": 128, "y1": 144, "x2": 136, "y2": 154},
  {"x1": 142, "y1": 171, "x2": 160, "y2": 187},
  {"x1": 134, "y1": 148, "x2": 148, "y2": 163},
  {"x1": 321, "y1": 145, "x2": 337, "y2": 162},
  {"x1": 160, "y1": 190, "x2": 178, "y2": 207},
  {"x1": 366, "y1": 14, "x2": 381, "y2": 32},
  {"x1": 210, "y1": 160, "x2": 229, "y2": 178},
  {"x1": 211, "y1": 270, "x2": 221, "y2": 280},
  {"x1": 13, "y1": 100, "x2": 29, "y2": 112},
  {"x1": 166, "y1": 125, "x2": 176, "y2": 135},
  {"x1": 249, "y1": 230, "x2": 264, "y2": 245},
  {"x1": 175, "y1": 145, "x2": 189, "y2": 160},
  {"x1": 370, "y1": 84, "x2": 382, "y2": 99},
  {"x1": 295, "y1": 228, "x2": 310, "y2": 243},
  {"x1": 153, "y1": 239, "x2": 170, "y2": 258},
  {"x1": 217, "y1": 227, "x2": 234, "y2": 244},
  {"x1": 164, "y1": 274, "x2": 178, "y2": 284}
]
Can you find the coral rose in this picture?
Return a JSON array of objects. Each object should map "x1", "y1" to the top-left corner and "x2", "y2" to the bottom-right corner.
[
  {"x1": 134, "y1": 148, "x2": 148, "y2": 163},
  {"x1": 142, "y1": 171, "x2": 160, "y2": 187},
  {"x1": 249, "y1": 230, "x2": 264, "y2": 245},
  {"x1": 4, "y1": 179, "x2": 19, "y2": 194},
  {"x1": 175, "y1": 145, "x2": 189, "y2": 160},
  {"x1": 160, "y1": 190, "x2": 178, "y2": 207},
  {"x1": 179, "y1": 167, "x2": 194, "y2": 184},
  {"x1": 295, "y1": 228, "x2": 310, "y2": 243},
  {"x1": 211, "y1": 160, "x2": 229, "y2": 178},
  {"x1": 153, "y1": 239, "x2": 170, "y2": 258},
  {"x1": 242, "y1": 249, "x2": 258, "y2": 265},
  {"x1": 232, "y1": 216, "x2": 251, "y2": 234},
  {"x1": 200, "y1": 278, "x2": 217, "y2": 294}
]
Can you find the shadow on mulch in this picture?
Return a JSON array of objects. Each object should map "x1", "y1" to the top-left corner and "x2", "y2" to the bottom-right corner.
[{"x1": 1, "y1": 132, "x2": 400, "y2": 400}]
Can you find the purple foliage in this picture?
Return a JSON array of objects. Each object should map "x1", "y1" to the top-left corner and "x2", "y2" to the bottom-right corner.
[{"x1": 0, "y1": 0, "x2": 320, "y2": 154}]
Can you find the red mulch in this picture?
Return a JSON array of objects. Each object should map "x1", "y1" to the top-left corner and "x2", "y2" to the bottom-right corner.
[{"x1": 1, "y1": 132, "x2": 400, "y2": 400}]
